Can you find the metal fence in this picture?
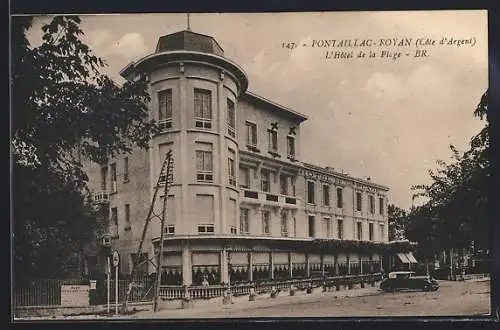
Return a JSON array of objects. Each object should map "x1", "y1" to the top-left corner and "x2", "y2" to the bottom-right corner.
[
  {"x1": 13, "y1": 278, "x2": 89, "y2": 308},
  {"x1": 13, "y1": 277, "x2": 154, "y2": 308}
]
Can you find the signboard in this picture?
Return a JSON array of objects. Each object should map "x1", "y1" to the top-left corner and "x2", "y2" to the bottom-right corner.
[
  {"x1": 112, "y1": 250, "x2": 120, "y2": 267},
  {"x1": 61, "y1": 285, "x2": 90, "y2": 307}
]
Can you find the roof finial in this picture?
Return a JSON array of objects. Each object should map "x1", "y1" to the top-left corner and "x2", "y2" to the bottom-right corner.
[{"x1": 187, "y1": 12, "x2": 191, "y2": 31}]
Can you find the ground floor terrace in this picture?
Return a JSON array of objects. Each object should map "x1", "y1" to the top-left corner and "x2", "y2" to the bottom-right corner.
[{"x1": 151, "y1": 236, "x2": 391, "y2": 286}]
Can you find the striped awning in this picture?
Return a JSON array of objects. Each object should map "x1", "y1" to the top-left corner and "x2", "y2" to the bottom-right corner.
[
  {"x1": 397, "y1": 253, "x2": 410, "y2": 263},
  {"x1": 407, "y1": 252, "x2": 418, "y2": 263},
  {"x1": 397, "y1": 253, "x2": 418, "y2": 264}
]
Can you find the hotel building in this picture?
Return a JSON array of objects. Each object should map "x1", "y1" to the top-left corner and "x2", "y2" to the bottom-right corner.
[{"x1": 83, "y1": 29, "x2": 393, "y2": 286}]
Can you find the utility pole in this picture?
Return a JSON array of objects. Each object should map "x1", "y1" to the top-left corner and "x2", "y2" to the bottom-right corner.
[
  {"x1": 123, "y1": 150, "x2": 174, "y2": 312},
  {"x1": 153, "y1": 152, "x2": 174, "y2": 312}
]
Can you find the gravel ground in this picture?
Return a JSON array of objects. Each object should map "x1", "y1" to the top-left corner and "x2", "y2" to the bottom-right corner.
[
  {"x1": 15, "y1": 278, "x2": 490, "y2": 320},
  {"x1": 138, "y1": 279, "x2": 491, "y2": 319}
]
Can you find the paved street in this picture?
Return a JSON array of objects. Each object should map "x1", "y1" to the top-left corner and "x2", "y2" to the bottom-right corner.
[
  {"x1": 15, "y1": 278, "x2": 490, "y2": 321},
  {"x1": 133, "y1": 278, "x2": 490, "y2": 319}
]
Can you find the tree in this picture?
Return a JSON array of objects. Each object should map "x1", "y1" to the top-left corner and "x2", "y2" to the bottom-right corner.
[
  {"x1": 11, "y1": 16, "x2": 156, "y2": 282},
  {"x1": 387, "y1": 204, "x2": 409, "y2": 241},
  {"x1": 406, "y1": 90, "x2": 489, "y2": 259}
]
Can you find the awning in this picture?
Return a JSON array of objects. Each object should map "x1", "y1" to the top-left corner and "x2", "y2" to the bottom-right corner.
[
  {"x1": 407, "y1": 252, "x2": 418, "y2": 263},
  {"x1": 397, "y1": 253, "x2": 410, "y2": 263}
]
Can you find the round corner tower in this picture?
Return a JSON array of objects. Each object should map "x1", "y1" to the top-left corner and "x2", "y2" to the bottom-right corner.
[{"x1": 121, "y1": 30, "x2": 249, "y2": 244}]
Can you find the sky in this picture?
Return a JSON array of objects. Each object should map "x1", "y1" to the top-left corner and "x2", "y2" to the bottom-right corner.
[{"x1": 26, "y1": 11, "x2": 488, "y2": 210}]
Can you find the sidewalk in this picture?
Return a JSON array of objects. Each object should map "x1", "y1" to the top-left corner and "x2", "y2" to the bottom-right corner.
[
  {"x1": 132, "y1": 285, "x2": 382, "y2": 319},
  {"x1": 15, "y1": 284, "x2": 383, "y2": 320}
]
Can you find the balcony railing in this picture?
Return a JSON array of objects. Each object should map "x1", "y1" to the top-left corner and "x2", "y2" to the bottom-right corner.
[
  {"x1": 241, "y1": 189, "x2": 299, "y2": 208},
  {"x1": 159, "y1": 273, "x2": 383, "y2": 301},
  {"x1": 93, "y1": 191, "x2": 110, "y2": 204}
]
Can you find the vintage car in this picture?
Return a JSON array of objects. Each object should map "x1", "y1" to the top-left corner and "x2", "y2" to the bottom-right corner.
[{"x1": 380, "y1": 271, "x2": 439, "y2": 292}]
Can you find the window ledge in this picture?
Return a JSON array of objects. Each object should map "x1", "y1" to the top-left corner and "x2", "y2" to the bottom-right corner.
[
  {"x1": 268, "y1": 150, "x2": 281, "y2": 158},
  {"x1": 246, "y1": 145, "x2": 260, "y2": 153}
]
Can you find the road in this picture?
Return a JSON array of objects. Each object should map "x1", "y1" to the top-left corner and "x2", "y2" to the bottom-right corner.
[
  {"x1": 16, "y1": 278, "x2": 490, "y2": 320},
  {"x1": 136, "y1": 278, "x2": 490, "y2": 319}
]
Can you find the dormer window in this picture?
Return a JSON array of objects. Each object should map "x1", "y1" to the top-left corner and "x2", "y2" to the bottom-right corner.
[
  {"x1": 287, "y1": 136, "x2": 295, "y2": 159},
  {"x1": 268, "y1": 129, "x2": 278, "y2": 153}
]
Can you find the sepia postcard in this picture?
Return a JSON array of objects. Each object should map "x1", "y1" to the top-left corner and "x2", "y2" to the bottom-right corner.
[{"x1": 11, "y1": 10, "x2": 492, "y2": 321}]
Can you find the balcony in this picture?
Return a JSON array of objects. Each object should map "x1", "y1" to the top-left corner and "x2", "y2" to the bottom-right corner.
[
  {"x1": 241, "y1": 189, "x2": 299, "y2": 209},
  {"x1": 158, "y1": 119, "x2": 172, "y2": 131},
  {"x1": 93, "y1": 191, "x2": 110, "y2": 204}
]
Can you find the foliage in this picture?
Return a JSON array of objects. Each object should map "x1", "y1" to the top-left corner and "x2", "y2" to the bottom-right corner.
[
  {"x1": 387, "y1": 204, "x2": 409, "y2": 241},
  {"x1": 406, "y1": 90, "x2": 489, "y2": 256},
  {"x1": 11, "y1": 15, "x2": 156, "y2": 282}
]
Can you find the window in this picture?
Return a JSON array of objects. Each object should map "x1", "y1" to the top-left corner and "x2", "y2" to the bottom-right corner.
[
  {"x1": 240, "y1": 208, "x2": 250, "y2": 234},
  {"x1": 308, "y1": 216, "x2": 315, "y2": 237},
  {"x1": 369, "y1": 195, "x2": 375, "y2": 214},
  {"x1": 293, "y1": 217, "x2": 297, "y2": 237},
  {"x1": 356, "y1": 192, "x2": 362, "y2": 211},
  {"x1": 100, "y1": 166, "x2": 107, "y2": 190},
  {"x1": 228, "y1": 149, "x2": 236, "y2": 186},
  {"x1": 280, "y1": 174, "x2": 288, "y2": 195},
  {"x1": 261, "y1": 169, "x2": 270, "y2": 192},
  {"x1": 195, "y1": 194, "x2": 214, "y2": 224},
  {"x1": 239, "y1": 167, "x2": 250, "y2": 189},
  {"x1": 123, "y1": 157, "x2": 129, "y2": 182},
  {"x1": 158, "y1": 89, "x2": 173, "y2": 130},
  {"x1": 165, "y1": 225, "x2": 175, "y2": 235},
  {"x1": 227, "y1": 99, "x2": 235, "y2": 137},
  {"x1": 336, "y1": 187, "x2": 343, "y2": 208},
  {"x1": 262, "y1": 211, "x2": 270, "y2": 235},
  {"x1": 281, "y1": 212, "x2": 288, "y2": 237},
  {"x1": 111, "y1": 207, "x2": 118, "y2": 236},
  {"x1": 111, "y1": 207, "x2": 118, "y2": 225},
  {"x1": 195, "y1": 145, "x2": 213, "y2": 182},
  {"x1": 337, "y1": 219, "x2": 344, "y2": 239},
  {"x1": 379, "y1": 197, "x2": 384, "y2": 215},
  {"x1": 357, "y1": 222, "x2": 363, "y2": 240},
  {"x1": 369, "y1": 223, "x2": 374, "y2": 241},
  {"x1": 325, "y1": 217, "x2": 331, "y2": 237},
  {"x1": 229, "y1": 198, "x2": 237, "y2": 234},
  {"x1": 379, "y1": 224, "x2": 385, "y2": 241},
  {"x1": 125, "y1": 204, "x2": 130, "y2": 226},
  {"x1": 268, "y1": 129, "x2": 278, "y2": 152},
  {"x1": 307, "y1": 181, "x2": 315, "y2": 204},
  {"x1": 323, "y1": 184, "x2": 330, "y2": 206},
  {"x1": 287, "y1": 136, "x2": 295, "y2": 158},
  {"x1": 246, "y1": 122, "x2": 257, "y2": 147},
  {"x1": 291, "y1": 177, "x2": 296, "y2": 196},
  {"x1": 194, "y1": 89, "x2": 212, "y2": 129},
  {"x1": 110, "y1": 163, "x2": 117, "y2": 193},
  {"x1": 197, "y1": 224, "x2": 215, "y2": 234}
]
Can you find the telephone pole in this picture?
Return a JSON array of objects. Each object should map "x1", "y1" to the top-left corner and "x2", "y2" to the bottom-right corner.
[
  {"x1": 153, "y1": 152, "x2": 174, "y2": 312},
  {"x1": 123, "y1": 150, "x2": 174, "y2": 313}
]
